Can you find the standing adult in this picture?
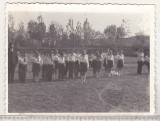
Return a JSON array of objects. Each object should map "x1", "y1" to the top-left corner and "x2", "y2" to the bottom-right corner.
[
  {"x1": 8, "y1": 43, "x2": 18, "y2": 83},
  {"x1": 136, "y1": 49, "x2": 144, "y2": 75},
  {"x1": 18, "y1": 52, "x2": 28, "y2": 83}
]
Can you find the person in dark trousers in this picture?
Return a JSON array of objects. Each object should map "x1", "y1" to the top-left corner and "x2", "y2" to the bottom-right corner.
[
  {"x1": 136, "y1": 49, "x2": 144, "y2": 75},
  {"x1": 18, "y1": 52, "x2": 28, "y2": 83},
  {"x1": 8, "y1": 43, "x2": 18, "y2": 83},
  {"x1": 68, "y1": 51, "x2": 75, "y2": 79}
]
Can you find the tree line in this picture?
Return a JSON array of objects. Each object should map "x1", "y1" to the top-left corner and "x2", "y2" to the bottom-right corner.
[{"x1": 8, "y1": 14, "x2": 149, "y2": 50}]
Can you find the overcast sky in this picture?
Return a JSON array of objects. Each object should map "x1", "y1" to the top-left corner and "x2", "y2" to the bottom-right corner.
[{"x1": 9, "y1": 11, "x2": 151, "y2": 36}]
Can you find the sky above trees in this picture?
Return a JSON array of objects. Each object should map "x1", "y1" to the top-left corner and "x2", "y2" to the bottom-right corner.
[{"x1": 9, "y1": 11, "x2": 151, "y2": 37}]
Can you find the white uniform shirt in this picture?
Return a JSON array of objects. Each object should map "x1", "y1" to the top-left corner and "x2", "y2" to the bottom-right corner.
[
  {"x1": 58, "y1": 57, "x2": 65, "y2": 64},
  {"x1": 116, "y1": 54, "x2": 124, "y2": 60},
  {"x1": 107, "y1": 55, "x2": 114, "y2": 61},
  {"x1": 31, "y1": 56, "x2": 43, "y2": 65},
  {"x1": 137, "y1": 52, "x2": 144, "y2": 61},
  {"x1": 52, "y1": 54, "x2": 59, "y2": 61},
  {"x1": 19, "y1": 56, "x2": 28, "y2": 65},
  {"x1": 68, "y1": 54, "x2": 75, "y2": 62},
  {"x1": 101, "y1": 53, "x2": 106, "y2": 60}
]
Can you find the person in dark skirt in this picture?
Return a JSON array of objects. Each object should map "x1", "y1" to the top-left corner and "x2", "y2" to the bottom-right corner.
[
  {"x1": 64, "y1": 51, "x2": 69, "y2": 78},
  {"x1": 136, "y1": 49, "x2": 144, "y2": 75},
  {"x1": 79, "y1": 50, "x2": 89, "y2": 83},
  {"x1": 68, "y1": 50, "x2": 75, "y2": 79},
  {"x1": 18, "y1": 52, "x2": 28, "y2": 83},
  {"x1": 31, "y1": 51, "x2": 43, "y2": 82},
  {"x1": 91, "y1": 52, "x2": 97, "y2": 77},
  {"x1": 116, "y1": 50, "x2": 124, "y2": 76},
  {"x1": 107, "y1": 50, "x2": 114, "y2": 76},
  {"x1": 8, "y1": 43, "x2": 18, "y2": 83},
  {"x1": 46, "y1": 53, "x2": 54, "y2": 81},
  {"x1": 93, "y1": 51, "x2": 102, "y2": 79},
  {"x1": 41, "y1": 52, "x2": 48, "y2": 81},
  {"x1": 51, "y1": 50, "x2": 59, "y2": 80},
  {"x1": 58, "y1": 52, "x2": 65, "y2": 80},
  {"x1": 74, "y1": 50, "x2": 80, "y2": 78}
]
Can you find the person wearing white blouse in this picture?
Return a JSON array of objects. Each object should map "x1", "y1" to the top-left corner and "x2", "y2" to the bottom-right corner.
[
  {"x1": 107, "y1": 50, "x2": 114, "y2": 76},
  {"x1": 79, "y1": 50, "x2": 89, "y2": 83},
  {"x1": 31, "y1": 51, "x2": 43, "y2": 82},
  {"x1": 58, "y1": 53, "x2": 65, "y2": 80},
  {"x1": 136, "y1": 49, "x2": 144, "y2": 75},
  {"x1": 68, "y1": 51, "x2": 75, "y2": 79},
  {"x1": 116, "y1": 50, "x2": 124, "y2": 76},
  {"x1": 18, "y1": 52, "x2": 28, "y2": 83}
]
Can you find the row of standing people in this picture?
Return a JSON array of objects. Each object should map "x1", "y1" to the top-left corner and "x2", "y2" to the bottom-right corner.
[
  {"x1": 15, "y1": 49, "x2": 126, "y2": 83},
  {"x1": 8, "y1": 43, "x2": 149, "y2": 84}
]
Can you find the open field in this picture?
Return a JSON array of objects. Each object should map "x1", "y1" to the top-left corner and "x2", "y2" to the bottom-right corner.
[{"x1": 8, "y1": 57, "x2": 150, "y2": 113}]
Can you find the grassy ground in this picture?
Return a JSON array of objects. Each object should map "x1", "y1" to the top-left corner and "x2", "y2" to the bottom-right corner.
[{"x1": 8, "y1": 57, "x2": 150, "y2": 113}]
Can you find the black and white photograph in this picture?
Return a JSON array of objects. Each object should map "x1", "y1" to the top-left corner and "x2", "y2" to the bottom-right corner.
[{"x1": 7, "y1": 4, "x2": 155, "y2": 113}]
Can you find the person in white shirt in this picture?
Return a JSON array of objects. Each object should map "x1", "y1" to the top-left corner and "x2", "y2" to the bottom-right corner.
[
  {"x1": 51, "y1": 50, "x2": 59, "y2": 80},
  {"x1": 64, "y1": 51, "x2": 69, "y2": 78},
  {"x1": 91, "y1": 51, "x2": 97, "y2": 77},
  {"x1": 103, "y1": 49, "x2": 110, "y2": 76},
  {"x1": 31, "y1": 51, "x2": 43, "y2": 82},
  {"x1": 79, "y1": 50, "x2": 89, "y2": 83},
  {"x1": 58, "y1": 52, "x2": 65, "y2": 80},
  {"x1": 116, "y1": 50, "x2": 124, "y2": 76},
  {"x1": 136, "y1": 49, "x2": 144, "y2": 75},
  {"x1": 46, "y1": 53, "x2": 54, "y2": 81},
  {"x1": 18, "y1": 52, "x2": 28, "y2": 83},
  {"x1": 107, "y1": 50, "x2": 114, "y2": 76},
  {"x1": 74, "y1": 50, "x2": 80, "y2": 78},
  {"x1": 144, "y1": 54, "x2": 150, "y2": 73},
  {"x1": 68, "y1": 50, "x2": 75, "y2": 79}
]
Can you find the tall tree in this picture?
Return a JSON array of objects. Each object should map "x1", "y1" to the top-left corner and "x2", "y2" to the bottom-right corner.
[
  {"x1": 8, "y1": 14, "x2": 15, "y2": 44},
  {"x1": 104, "y1": 21, "x2": 127, "y2": 49}
]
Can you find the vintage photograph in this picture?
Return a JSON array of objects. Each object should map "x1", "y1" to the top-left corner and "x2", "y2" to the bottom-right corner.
[{"x1": 7, "y1": 4, "x2": 155, "y2": 113}]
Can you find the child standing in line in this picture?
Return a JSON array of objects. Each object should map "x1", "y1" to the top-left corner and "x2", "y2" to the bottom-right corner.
[
  {"x1": 116, "y1": 50, "x2": 124, "y2": 76},
  {"x1": 68, "y1": 50, "x2": 75, "y2": 79},
  {"x1": 107, "y1": 50, "x2": 114, "y2": 76},
  {"x1": 18, "y1": 52, "x2": 28, "y2": 83},
  {"x1": 79, "y1": 50, "x2": 89, "y2": 83},
  {"x1": 58, "y1": 53, "x2": 65, "y2": 80},
  {"x1": 31, "y1": 51, "x2": 43, "y2": 82}
]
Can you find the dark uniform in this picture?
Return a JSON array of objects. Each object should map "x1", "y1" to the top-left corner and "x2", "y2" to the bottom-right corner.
[{"x1": 8, "y1": 47, "x2": 18, "y2": 83}]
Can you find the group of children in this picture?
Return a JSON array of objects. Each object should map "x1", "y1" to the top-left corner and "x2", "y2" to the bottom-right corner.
[
  {"x1": 16, "y1": 49, "x2": 125, "y2": 83},
  {"x1": 15, "y1": 48, "x2": 149, "y2": 84}
]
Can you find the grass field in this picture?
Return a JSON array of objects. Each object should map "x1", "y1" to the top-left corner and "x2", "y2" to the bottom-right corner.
[{"x1": 8, "y1": 57, "x2": 150, "y2": 113}]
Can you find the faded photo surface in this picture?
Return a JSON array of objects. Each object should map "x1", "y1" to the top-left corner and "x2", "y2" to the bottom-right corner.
[{"x1": 6, "y1": 4, "x2": 155, "y2": 114}]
